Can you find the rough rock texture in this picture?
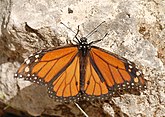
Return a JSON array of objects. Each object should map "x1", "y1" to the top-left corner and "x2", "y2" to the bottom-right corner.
[{"x1": 0, "y1": 0, "x2": 165, "y2": 116}]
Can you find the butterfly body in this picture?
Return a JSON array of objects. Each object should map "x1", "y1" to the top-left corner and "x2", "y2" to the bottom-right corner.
[{"x1": 15, "y1": 35, "x2": 146, "y2": 102}]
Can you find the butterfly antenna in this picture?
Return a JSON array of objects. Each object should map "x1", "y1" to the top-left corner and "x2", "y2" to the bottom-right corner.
[
  {"x1": 74, "y1": 103, "x2": 89, "y2": 117},
  {"x1": 60, "y1": 22, "x2": 77, "y2": 34},
  {"x1": 60, "y1": 22, "x2": 80, "y2": 43},
  {"x1": 89, "y1": 32, "x2": 108, "y2": 45},
  {"x1": 74, "y1": 25, "x2": 81, "y2": 43},
  {"x1": 85, "y1": 21, "x2": 106, "y2": 38}
]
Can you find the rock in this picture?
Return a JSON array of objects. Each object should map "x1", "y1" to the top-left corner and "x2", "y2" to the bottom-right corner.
[{"x1": 0, "y1": 0, "x2": 165, "y2": 116}]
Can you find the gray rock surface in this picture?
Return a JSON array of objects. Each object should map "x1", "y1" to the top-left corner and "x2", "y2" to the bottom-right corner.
[{"x1": 0, "y1": 0, "x2": 165, "y2": 116}]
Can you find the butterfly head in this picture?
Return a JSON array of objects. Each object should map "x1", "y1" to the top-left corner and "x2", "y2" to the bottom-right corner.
[
  {"x1": 78, "y1": 37, "x2": 91, "y2": 56},
  {"x1": 80, "y1": 37, "x2": 87, "y2": 43}
]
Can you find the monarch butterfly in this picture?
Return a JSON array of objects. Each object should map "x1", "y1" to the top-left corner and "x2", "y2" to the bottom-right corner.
[{"x1": 14, "y1": 22, "x2": 146, "y2": 103}]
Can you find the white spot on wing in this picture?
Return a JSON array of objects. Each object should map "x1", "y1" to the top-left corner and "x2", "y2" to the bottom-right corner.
[
  {"x1": 25, "y1": 59, "x2": 31, "y2": 64},
  {"x1": 25, "y1": 66, "x2": 30, "y2": 72},
  {"x1": 29, "y1": 54, "x2": 34, "y2": 57},
  {"x1": 27, "y1": 74, "x2": 30, "y2": 77},
  {"x1": 136, "y1": 71, "x2": 141, "y2": 76},
  {"x1": 35, "y1": 59, "x2": 39, "y2": 62},
  {"x1": 35, "y1": 54, "x2": 39, "y2": 58},
  {"x1": 14, "y1": 74, "x2": 18, "y2": 77},
  {"x1": 129, "y1": 65, "x2": 133, "y2": 69}
]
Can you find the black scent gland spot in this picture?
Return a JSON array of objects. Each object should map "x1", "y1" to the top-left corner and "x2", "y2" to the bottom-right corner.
[{"x1": 87, "y1": 81, "x2": 90, "y2": 85}]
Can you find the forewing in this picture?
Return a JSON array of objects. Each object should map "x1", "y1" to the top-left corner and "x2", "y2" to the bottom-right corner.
[
  {"x1": 90, "y1": 46, "x2": 146, "y2": 89},
  {"x1": 14, "y1": 46, "x2": 78, "y2": 85}
]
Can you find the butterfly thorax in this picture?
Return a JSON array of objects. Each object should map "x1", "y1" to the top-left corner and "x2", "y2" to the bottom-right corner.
[{"x1": 78, "y1": 37, "x2": 91, "y2": 57}]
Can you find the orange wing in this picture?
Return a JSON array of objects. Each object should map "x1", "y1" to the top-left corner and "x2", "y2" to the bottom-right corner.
[
  {"x1": 83, "y1": 56, "x2": 109, "y2": 100},
  {"x1": 48, "y1": 55, "x2": 81, "y2": 102},
  {"x1": 14, "y1": 46, "x2": 81, "y2": 102},
  {"x1": 83, "y1": 46, "x2": 146, "y2": 100}
]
